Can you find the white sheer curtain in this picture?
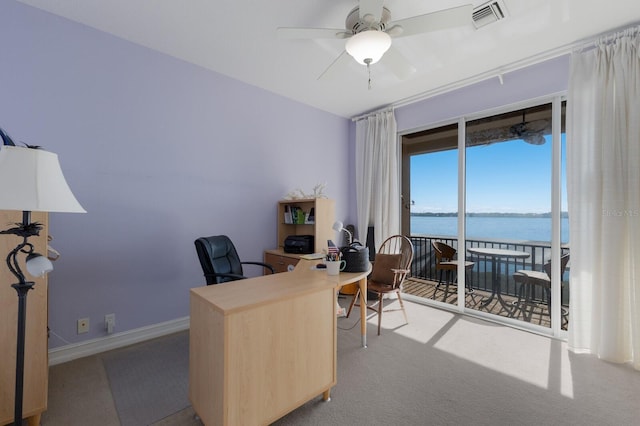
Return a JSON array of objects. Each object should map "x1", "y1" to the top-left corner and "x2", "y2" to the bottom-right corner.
[
  {"x1": 355, "y1": 109, "x2": 399, "y2": 251},
  {"x1": 567, "y1": 26, "x2": 640, "y2": 369}
]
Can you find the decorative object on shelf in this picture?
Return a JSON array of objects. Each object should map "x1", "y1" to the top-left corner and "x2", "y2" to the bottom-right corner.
[
  {"x1": 311, "y1": 182, "x2": 326, "y2": 198},
  {"x1": 0, "y1": 135, "x2": 85, "y2": 426},
  {"x1": 283, "y1": 182, "x2": 327, "y2": 200}
]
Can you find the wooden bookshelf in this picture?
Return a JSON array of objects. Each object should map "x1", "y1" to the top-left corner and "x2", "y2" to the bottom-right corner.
[{"x1": 276, "y1": 198, "x2": 334, "y2": 254}]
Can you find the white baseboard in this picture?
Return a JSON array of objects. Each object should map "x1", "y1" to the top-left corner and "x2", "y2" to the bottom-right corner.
[{"x1": 48, "y1": 316, "x2": 190, "y2": 366}]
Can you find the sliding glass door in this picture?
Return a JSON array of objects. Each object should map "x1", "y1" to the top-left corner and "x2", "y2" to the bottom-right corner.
[
  {"x1": 402, "y1": 99, "x2": 568, "y2": 333},
  {"x1": 402, "y1": 123, "x2": 461, "y2": 307}
]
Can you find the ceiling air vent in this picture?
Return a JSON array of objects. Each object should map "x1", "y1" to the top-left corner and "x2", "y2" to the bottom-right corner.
[{"x1": 472, "y1": 0, "x2": 508, "y2": 29}]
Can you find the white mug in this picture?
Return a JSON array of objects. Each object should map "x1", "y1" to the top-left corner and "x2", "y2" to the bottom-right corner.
[{"x1": 326, "y1": 260, "x2": 346, "y2": 275}]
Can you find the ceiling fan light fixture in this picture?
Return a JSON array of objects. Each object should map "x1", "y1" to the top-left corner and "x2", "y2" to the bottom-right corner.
[{"x1": 345, "y1": 30, "x2": 391, "y2": 65}]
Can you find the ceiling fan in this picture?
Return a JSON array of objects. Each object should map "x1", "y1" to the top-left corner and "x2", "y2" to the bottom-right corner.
[
  {"x1": 277, "y1": 0, "x2": 473, "y2": 85},
  {"x1": 510, "y1": 111, "x2": 550, "y2": 145}
]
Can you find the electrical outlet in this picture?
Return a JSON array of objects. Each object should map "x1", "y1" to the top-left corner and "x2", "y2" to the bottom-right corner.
[
  {"x1": 77, "y1": 317, "x2": 89, "y2": 334},
  {"x1": 105, "y1": 313, "x2": 115, "y2": 334}
]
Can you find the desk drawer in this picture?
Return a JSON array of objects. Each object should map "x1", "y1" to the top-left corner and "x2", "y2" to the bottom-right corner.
[{"x1": 264, "y1": 252, "x2": 300, "y2": 274}]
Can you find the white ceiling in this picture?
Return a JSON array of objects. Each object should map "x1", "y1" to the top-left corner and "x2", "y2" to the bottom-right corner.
[{"x1": 16, "y1": 0, "x2": 640, "y2": 118}]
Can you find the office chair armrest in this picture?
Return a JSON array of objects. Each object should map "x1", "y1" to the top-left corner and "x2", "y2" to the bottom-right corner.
[{"x1": 241, "y1": 261, "x2": 275, "y2": 274}]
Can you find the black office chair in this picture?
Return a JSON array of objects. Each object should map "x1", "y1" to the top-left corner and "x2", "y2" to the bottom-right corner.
[{"x1": 194, "y1": 235, "x2": 274, "y2": 285}]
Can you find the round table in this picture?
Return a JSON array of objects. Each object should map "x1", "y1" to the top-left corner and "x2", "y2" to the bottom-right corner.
[{"x1": 467, "y1": 247, "x2": 530, "y2": 313}]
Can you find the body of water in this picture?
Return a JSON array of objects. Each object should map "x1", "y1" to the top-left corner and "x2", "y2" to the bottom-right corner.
[{"x1": 411, "y1": 216, "x2": 570, "y2": 243}]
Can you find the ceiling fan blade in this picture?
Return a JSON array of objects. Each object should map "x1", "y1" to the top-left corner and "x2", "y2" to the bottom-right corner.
[
  {"x1": 318, "y1": 51, "x2": 353, "y2": 81},
  {"x1": 379, "y1": 46, "x2": 416, "y2": 80},
  {"x1": 525, "y1": 119, "x2": 551, "y2": 133},
  {"x1": 359, "y1": 0, "x2": 385, "y2": 22},
  {"x1": 390, "y1": 4, "x2": 473, "y2": 38},
  {"x1": 277, "y1": 27, "x2": 350, "y2": 40}
]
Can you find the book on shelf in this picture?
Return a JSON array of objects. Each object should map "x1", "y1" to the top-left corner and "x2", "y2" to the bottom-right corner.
[
  {"x1": 293, "y1": 206, "x2": 305, "y2": 224},
  {"x1": 284, "y1": 205, "x2": 311, "y2": 225},
  {"x1": 305, "y1": 207, "x2": 315, "y2": 224},
  {"x1": 284, "y1": 205, "x2": 293, "y2": 224}
]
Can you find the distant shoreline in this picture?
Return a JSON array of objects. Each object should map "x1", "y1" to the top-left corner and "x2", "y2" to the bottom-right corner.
[{"x1": 411, "y1": 212, "x2": 569, "y2": 218}]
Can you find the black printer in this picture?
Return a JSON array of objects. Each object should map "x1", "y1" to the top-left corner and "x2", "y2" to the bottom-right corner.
[{"x1": 284, "y1": 235, "x2": 314, "y2": 254}]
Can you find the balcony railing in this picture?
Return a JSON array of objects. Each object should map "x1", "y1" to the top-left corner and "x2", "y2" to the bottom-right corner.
[{"x1": 410, "y1": 235, "x2": 570, "y2": 305}]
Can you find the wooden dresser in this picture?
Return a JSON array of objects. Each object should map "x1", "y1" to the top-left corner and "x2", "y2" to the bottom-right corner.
[{"x1": 0, "y1": 211, "x2": 48, "y2": 426}]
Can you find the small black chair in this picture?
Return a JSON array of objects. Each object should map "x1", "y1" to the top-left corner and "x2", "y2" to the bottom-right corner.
[
  {"x1": 194, "y1": 235, "x2": 274, "y2": 285},
  {"x1": 512, "y1": 253, "x2": 570, "y2": 324},
  {"x1": 432, "y1": 241, "x2": 474, "y2": 301}
]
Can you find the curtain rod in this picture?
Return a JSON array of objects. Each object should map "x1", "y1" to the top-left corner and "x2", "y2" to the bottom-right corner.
[
  {"x1": 349, "y1": 21, "x2": 640, "y2": 119},
  {"x1": 351, "y1": 106, "x2": 394, "y2": 122},
  {"x1": 594, "y1": 23, "x2": 640, "y2": 47}
]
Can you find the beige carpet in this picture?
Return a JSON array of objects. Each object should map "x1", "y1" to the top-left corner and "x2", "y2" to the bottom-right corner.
[
  {"x1": 43, "y1": 299, "x2": 640, "y2": 425},
  {"x1": 43, "y1": 355, "x2": 119, "y2": 426},
  {"x1": 150, "y1": 407, "x2": 200, "y2": 426},
  {"x1": 101, "y1": 332, "x2": 190, "y2": 425}
]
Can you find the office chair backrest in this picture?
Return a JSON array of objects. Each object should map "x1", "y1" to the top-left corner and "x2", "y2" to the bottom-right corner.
[{"x1": 194, "y1": 235, "x2": 243, "y2": 285}]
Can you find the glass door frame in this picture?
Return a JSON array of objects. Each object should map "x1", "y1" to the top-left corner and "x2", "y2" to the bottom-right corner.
[{"x1": 401, "y1": 94, "x2": 567, "y2": 338}]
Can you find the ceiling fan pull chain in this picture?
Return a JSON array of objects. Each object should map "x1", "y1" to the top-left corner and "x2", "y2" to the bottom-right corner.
[{"x1": 366, "y1": 58, "x2": 372, "y2": 90}]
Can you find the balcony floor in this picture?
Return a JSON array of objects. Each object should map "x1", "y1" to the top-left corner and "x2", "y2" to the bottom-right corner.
[{"x1": 401, "y1": 277, "x2": 565, "y2": 329}]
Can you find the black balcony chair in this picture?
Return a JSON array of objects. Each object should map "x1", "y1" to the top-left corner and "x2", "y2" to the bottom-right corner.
[
  {"x1": 346, "y1": 235, "x2": 414, "y2": 335},
  {"x1": 194, "y1": 235, "x2": 274, "y2": 285},
  {"x1": 432, "y1": 241, "x2": 475, "y2": 301},
  {"x1": 512, "y1": 253, "x2": 570, "y2": 325}
]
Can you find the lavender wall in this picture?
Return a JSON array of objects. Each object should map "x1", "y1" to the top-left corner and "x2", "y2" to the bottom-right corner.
[
  {"x1": 0, "y1": 2, "x2": 351, "y2": 348},
  {"x1": 395, "y1": 55, "x2": 570, "y2": 132}
]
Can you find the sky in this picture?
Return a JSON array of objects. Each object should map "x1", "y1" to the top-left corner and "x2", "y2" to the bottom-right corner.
[{"x1": 410, "y1": 134, "x2": 567, "y2": 214}]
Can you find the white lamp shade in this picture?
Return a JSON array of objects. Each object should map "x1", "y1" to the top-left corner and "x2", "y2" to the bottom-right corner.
[
  {"x1": 0, "y1": 145, "x2": 86, "y2": 213},
  {"x1": 26, "y1": 254, "x2": 54, "y2": 277},
  {"x1": 345, "y1": 30, "x2": 392, "y2": 65},
  {"x1": 332, "y1": 221, "x2": 344, "y2": 232}
]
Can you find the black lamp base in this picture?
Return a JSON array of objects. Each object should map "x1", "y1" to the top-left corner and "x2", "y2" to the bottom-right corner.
[{"x1": 12, "y1": 281, "x2": 34, "y2": 426}]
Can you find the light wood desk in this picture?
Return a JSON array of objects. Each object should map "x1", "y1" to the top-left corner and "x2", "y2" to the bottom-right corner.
[{"x1": 189, "y1": 259, "x2": 370, "y2": 426}]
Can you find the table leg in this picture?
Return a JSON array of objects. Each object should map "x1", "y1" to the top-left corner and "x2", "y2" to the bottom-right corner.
[
  {"x1": 480, "y1": 257, "x2": 498, "y2": 307},
  {"x1": 481, "y1": 257, "x2": 514, "y2": 314},
  {"x1": 358, "y1": 276, "x2": 367, "y2": 348}
]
